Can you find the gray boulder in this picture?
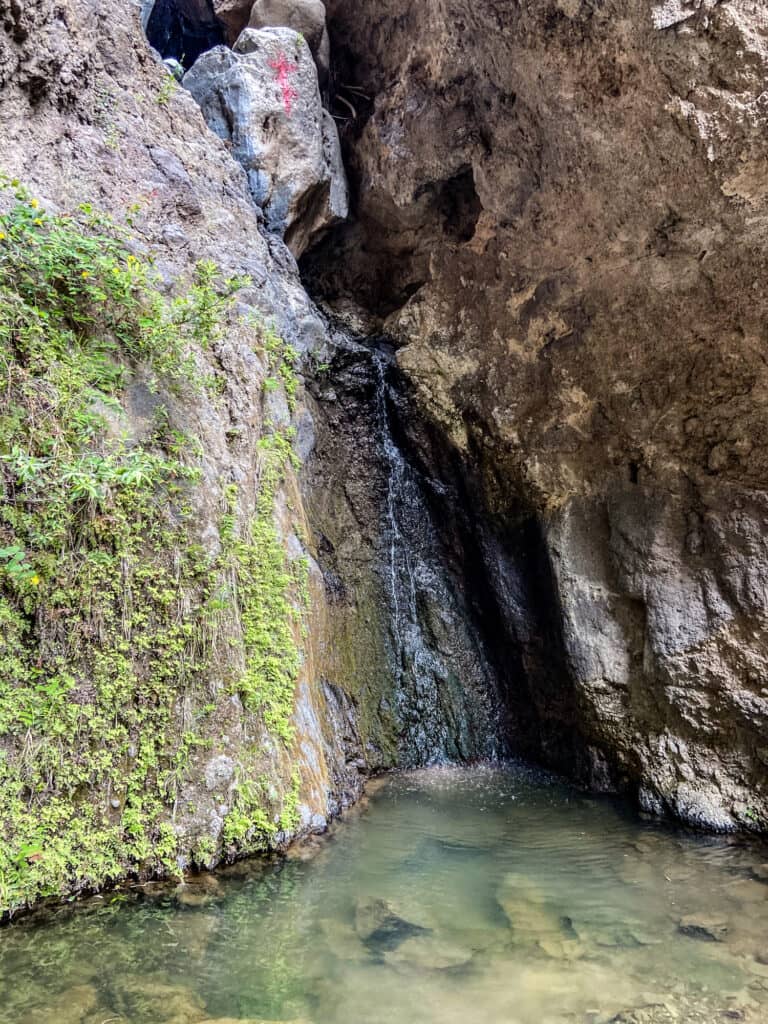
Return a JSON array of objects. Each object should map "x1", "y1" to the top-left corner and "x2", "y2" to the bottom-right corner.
[
  {"x1": 248, "y1": 0, "x2": 330, "y2": 82},
  {"x1": 183, "y1": 27, "x2": 347, "y2": 256}
]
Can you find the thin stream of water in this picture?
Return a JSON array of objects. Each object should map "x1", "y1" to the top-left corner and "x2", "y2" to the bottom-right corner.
[{"x1": 2, "y1": 764, "x2": 768, "y2": 1024}]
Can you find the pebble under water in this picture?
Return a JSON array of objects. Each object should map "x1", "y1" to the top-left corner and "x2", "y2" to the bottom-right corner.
[{"x1": 3, "y1": 764, "x2": 768, "y2": 1024}]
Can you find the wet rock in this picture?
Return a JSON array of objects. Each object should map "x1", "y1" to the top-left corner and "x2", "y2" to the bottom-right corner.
[
  {"x1": 354, "y1": 897, "x2": 431, "y2": 950},
  {"x1": 724, "y1": 877, "x2": 768, "y2": 908},
  {"x1": 204, "y1": 754, "x2": 235, "y2": 790},
  {"x1": 183, "y1": 28, "x2": 347, "y2": 256},
  {"x1": 497, "y1": 873, "x2": 585, "y2": 959},
  {"x1": 678, "y1": 913, "x2": 729, "y2": 942},
  {"x1": 313, "y1": 0, "x2": 768, "y2": 834},
  {"x1": 173, "y1": 872, "x2": 224, "y2": 908},
  {"x1": 318, "y1": 917, "x2": 371, "y2": 962},
  {"x1": 751, "y1": 864, "x2": 768, "y2": 884},
  {"x1": 109, "y1": 977, "x2": 205, "y2": 1023}
]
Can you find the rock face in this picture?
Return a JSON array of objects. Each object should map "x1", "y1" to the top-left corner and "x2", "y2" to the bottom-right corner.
[
  {"x1": 309, "y1": 0, "x2": 768, "y2": 830},
  {"x1": 183, "y1": 26, "x2": 347, "y2": 256},
  {"x1": 2, "y1": 0, "x2": 768, "y2": 923},
  {"x1": 0, "y1": 0, "x2": 365, "y2": 914}
]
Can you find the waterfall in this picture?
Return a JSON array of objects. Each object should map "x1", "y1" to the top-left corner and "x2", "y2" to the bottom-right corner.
[{"x1": 369, "y1": 347, "x2": 495, "y2": 766}]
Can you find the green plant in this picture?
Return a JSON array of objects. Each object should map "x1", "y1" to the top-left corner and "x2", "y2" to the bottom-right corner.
[
  {"x1": 156, "y1": 73, "x2": 177, "y2": 106},
  {"x1": 0, "y1": 179, "x2": 307, "y2": 916}
]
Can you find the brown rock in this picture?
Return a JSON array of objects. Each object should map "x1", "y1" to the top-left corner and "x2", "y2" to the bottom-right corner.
[{"x1": 678, "y1": 914, "x2": 729, "y2": 942}]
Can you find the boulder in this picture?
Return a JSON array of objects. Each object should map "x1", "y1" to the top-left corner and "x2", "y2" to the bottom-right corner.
[
  {"x1": 183, "y1": 28, "x2": 347, "y2": 256},
  {"x1": 248, "y1": 0, "x2": 330, "y2": 82}
]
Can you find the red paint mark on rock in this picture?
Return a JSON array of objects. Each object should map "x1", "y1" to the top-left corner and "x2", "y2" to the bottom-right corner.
[{"x1": 269, "y1": 52, "x2": 299, "y2": 116}]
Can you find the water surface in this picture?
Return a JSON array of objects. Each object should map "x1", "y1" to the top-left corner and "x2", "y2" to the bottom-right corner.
[{"x1": 3, "y1": 764, "x2": 768, "y2": 1024}]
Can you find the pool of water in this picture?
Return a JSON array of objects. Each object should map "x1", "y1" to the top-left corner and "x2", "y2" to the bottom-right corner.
[{"x1": 2, "y1": 764, "x2": 768, "y2": 1024}]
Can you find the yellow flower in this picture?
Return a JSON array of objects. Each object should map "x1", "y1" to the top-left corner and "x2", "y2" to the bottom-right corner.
[
  {"x1": 33, "y1": 218, "x2": 43, "y2": 226},
  {"x1": 30, "y1": 575, "x2": 40, "y2": 586},
  {"x1": 0, "y1": 232, "x2": 5, "y2": 241},
  {"x1": 81, "y1": 270, "x2": 90, "y2": 279},
  {"x1": 29, "y1": 198, "x2": 39, "y2": 209}
]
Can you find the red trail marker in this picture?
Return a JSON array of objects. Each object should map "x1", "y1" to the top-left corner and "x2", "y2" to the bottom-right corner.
[{"x1": 269, "y1": 52, "x2": 299, "y2": 116}]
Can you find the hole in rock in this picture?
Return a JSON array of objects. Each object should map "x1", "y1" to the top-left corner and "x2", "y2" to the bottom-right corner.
[
  {"x1": 144, "y1": 0, "x2": 225, "y2": 69},
  {"x1": 413, "y1": 165, "x2": 483, "y2": 243}
]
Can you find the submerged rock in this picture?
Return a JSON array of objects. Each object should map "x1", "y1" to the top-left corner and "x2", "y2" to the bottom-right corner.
[
  {"x1": 354, "y1": 897, "x2": 431, "y2": 950},
  {"x1": 677, "y1": 913, "x2": 729, "y2": 942},
  {"x1": 318, "y1": 917, "x2": 371, "y2": 963},
  {"x1": 173, "y1": 873, "x2": 225, "y2": 908},
  {"x1": 183, "y1": 27, "x2": 347, "y2": 256},
  {"x1": 497, "y1": 873, "x2": 585, "y2": 960},
  {"x1": 19, "y1": 985, "x2": 98, "y2": 1024},
  {"x1": 109, "y1": 976, "x2": 205, "y2": 1023}
]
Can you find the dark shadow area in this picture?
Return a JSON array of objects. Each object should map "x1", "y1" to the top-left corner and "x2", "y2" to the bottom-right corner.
[
  {"x1": 299, "y1": 167, "x2": 483, "y2": 320},
  {"x1": 384, "y1": 359, "x2": 589, "y2": 777},
  {"x1": 144, "y1": 0, "x2": 224, "y2": 69}
]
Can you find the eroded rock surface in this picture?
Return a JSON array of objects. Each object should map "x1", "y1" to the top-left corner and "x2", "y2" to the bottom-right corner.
[
  {"x1": 309, "y1": 0, "x2": 768, "y2": 830},
  {"x1": 0, "y1": 0, "x2": 364, "y2": 910}
]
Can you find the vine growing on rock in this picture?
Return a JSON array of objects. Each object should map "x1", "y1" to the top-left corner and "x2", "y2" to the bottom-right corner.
[{"x1": 0, "y1": 179, "x2": 307, "y2": 916}]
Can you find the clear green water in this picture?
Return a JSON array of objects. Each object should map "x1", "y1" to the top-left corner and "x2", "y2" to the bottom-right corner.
[{"x1": 3, "y1": 764, "x2": 768, "y2": 1024}]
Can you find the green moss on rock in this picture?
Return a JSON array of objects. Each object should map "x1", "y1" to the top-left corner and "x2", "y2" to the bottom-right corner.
[{"x1": 0, "y1": 180, "x2": 308, "y2": 916}]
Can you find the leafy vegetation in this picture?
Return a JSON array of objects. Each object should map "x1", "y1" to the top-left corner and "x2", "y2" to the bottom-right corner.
[{"x1": 0, "y1": 179, "x2": 307, "y2": 916}]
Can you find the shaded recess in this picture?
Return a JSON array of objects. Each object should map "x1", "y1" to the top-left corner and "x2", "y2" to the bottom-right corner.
[
  {"x1": 144, "y1": 0, "x2": 225, "y2": 68},
  {"x1": 302, "y1": 322, "x2": 589, "y2": 776},
  {"x1": 385, "y1": 364, "x2": 588, "y2": 777},
  {"x1": 300, "y1": 165, "x2": 482, "y2": 317}
]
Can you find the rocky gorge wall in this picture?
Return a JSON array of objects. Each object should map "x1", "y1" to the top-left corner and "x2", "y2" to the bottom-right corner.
[
  {"x1": 1, "y1": 0, "x2": 767, "y2": 918},
  {"x1": 0, "y1": 0, "x2": 379, "y2": 916},
  {"x1": 313, "y1": 0, "x2": 768, "y2": 830}
]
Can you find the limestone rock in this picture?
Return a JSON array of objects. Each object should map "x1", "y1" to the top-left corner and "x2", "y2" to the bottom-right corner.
[{"x1": 183, "y1": 28, "x2": 347, "y2": 255}]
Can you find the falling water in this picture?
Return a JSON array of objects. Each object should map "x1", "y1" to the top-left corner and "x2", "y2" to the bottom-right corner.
[{"x1": 368, "y1": 347, "x2": 498, "y2": 766}]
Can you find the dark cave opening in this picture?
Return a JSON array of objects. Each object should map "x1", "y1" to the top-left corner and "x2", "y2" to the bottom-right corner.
[{"x1": 143, "y1": 0, "x2": 224, "y2": 69}]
